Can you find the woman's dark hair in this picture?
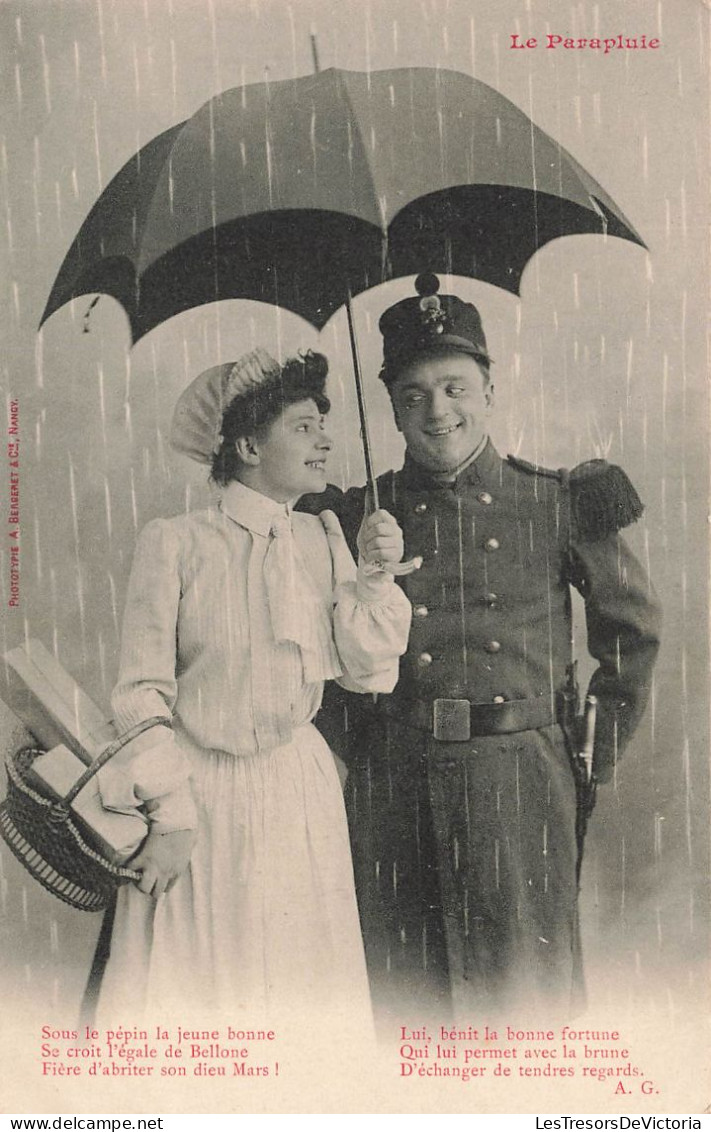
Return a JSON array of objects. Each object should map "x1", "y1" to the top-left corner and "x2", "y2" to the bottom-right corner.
[{"x1": 211, "y1": 350, "x2": 330, "y2": 487}]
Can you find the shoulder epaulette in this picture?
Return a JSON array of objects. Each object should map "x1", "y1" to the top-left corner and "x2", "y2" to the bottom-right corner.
[
  {"x1": 506, "y1": 454, "x2": 564, "y2": 481},
  {"x1": 507, "y1": 454, "x2": 645, "y2": 540},
  {"x1": 568, "y1": 459, "x2": 644, "y2": 541}
]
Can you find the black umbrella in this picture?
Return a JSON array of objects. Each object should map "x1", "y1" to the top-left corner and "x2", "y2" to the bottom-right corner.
[{"x1": 40, "y1": 66, "x2": 645, "y2": 507}]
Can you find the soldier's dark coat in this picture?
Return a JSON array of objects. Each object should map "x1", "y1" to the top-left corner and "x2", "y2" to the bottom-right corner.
[{"x1": 299, "y1": 440, "x2": 661, "y2": 1025}]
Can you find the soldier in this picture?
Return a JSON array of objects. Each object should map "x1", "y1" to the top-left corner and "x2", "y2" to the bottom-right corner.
[{"x1": 299, "y1": 274, "x2": 662, "y2": 1028}]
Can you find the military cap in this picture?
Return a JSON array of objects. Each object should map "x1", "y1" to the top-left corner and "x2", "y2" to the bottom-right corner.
[{"x1": 379, "y1": 273, "x2": 492, "y2": 386}]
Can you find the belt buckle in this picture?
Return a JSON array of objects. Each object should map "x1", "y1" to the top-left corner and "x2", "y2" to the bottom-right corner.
[{"x1": 432, "y1": 698, "x2": 471, "y2": 742}]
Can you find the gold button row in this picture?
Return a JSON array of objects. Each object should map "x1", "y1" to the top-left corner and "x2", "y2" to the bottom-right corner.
[{"x1": 413, "y1": 491, "x2": 494, "y2": 515}]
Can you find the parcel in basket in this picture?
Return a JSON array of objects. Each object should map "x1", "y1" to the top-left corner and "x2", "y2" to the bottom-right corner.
[{"x1": 0, "y1": 639, "x2": 179, "y2": 911}]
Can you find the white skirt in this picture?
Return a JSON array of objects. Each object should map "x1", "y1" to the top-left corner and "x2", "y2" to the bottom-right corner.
[{"x1": 96, "y1": 723, "x2": 372, "y2": 1036}]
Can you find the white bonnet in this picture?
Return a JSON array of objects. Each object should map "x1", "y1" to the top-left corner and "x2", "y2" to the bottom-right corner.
[{"x1": 170, "y1": 347, "x2": 281, "y2": 464}]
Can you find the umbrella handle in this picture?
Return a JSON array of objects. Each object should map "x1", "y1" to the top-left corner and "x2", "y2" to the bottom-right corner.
[
  {"x1": 361, "y1": 487, "x2": 423, "y2": 576},
  {"x1": 361, "y1": 556, "x2": 423, "y2": 577}
]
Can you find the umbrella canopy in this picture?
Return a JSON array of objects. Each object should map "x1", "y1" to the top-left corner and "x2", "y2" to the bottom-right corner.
[{"x1": 40, "y1": 66, "x2": 644, "y2": 343}]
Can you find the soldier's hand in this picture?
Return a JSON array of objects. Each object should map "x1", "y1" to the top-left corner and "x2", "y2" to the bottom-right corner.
[
  {"x1": 357, "y1": 509, "x2": 404, "y2": 566},
  {"x1": 131, "y1": 826, "x2": 197, "y2": 899}
]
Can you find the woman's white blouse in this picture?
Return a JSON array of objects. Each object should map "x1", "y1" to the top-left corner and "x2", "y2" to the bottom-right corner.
[{"x1": 101, "y1": 481, "x2": 411, "y2": 830}]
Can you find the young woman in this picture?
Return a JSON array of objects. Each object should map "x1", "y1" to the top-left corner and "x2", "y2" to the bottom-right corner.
[{"x1": 94, "y1": 348, "x2": 411, "y2": 1032}]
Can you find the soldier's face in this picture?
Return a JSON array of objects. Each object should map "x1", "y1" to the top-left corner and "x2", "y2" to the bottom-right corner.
[{"x1": 390, "y1": 353, "x2": 494, "y2": 472}]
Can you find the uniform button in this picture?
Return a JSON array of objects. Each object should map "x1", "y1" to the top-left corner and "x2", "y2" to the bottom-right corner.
[
  {"x1": 414, "y1": 604, "x2": 429, "y2": 618},
  {"x1": 485, "y1": 592, "x2": 499, "y2": 606},
  {"x1": 414, "y1": 502, "x2": 428, "y2": 514},
  {"x1": 477, "y1": 491, "x2": 493, "y2": 505},
  {"x1": 493, "y1": 695, "x2": 506, "y2": 704},
  {"x1": 484, "y1": 640, "x2": 501, "y2": 654},
  {"x1": 417, "y1": 652, "x2": 433, "y2": 667},
  {"x1": 484, "y1": 537, "x2": 500, "y2": 552}
]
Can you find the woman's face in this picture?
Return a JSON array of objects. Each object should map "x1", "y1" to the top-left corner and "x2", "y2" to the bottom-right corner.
[{"x1": 243, "y1": 398, "x2": 333, "y2": 502}]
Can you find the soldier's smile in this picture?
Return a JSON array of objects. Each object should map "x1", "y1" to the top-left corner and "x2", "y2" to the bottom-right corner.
[{"x1": 425, "y1": 423, "x2": 462, "y2": 436}]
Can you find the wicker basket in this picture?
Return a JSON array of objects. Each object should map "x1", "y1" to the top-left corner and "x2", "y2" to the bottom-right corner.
[{"x1": 0, "y1": 716, "x2": 167, "y2": 912}]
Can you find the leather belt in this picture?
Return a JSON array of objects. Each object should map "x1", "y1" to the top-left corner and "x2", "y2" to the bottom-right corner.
[{"x1": 378, "y1": 693, "x2": 571, "y2": 741}]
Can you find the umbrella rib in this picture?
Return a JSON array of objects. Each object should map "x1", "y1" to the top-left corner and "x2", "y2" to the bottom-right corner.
[
  {"x1": 331, "y1": 70, "x2": 388, "y2": 267},
  {"x1": 586, "y1": 194, "x2": 609, "y2": 236},
  {"x1": 135, "y1": 115, "x2": 197, "y2": 270}
]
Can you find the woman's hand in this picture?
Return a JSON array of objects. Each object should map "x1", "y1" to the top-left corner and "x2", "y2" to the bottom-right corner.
[
  {"x1": 131, "y1": 826, "x2": 197, "y2": 899},
  {"x1": 357, "y1": 509, "x2": 404, "y2": 566}
]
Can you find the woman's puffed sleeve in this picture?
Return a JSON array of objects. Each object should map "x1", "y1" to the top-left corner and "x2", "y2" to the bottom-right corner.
[
  {"x1": 100, "y1": 519, "x2": 197, "y2": 833},
  {"x1": 320, "y1": 512, "x2": 412, "y2": 693}
]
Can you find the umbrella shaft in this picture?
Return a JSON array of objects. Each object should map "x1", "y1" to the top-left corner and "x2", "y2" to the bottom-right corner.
[
  {"x1": 310, "y1": 34, "x2": 321, "y2": 74},
  {"x1": 345, "y1": 292, "x2": 380, "y2": 511}
]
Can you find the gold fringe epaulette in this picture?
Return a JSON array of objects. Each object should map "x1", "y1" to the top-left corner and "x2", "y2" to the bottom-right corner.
[
  {"x1": 507, "y1": 454, "x2": 644, "y2": 540},
  {"x1": 568, "y1": 459, "x2": 644, "y2": 540}
]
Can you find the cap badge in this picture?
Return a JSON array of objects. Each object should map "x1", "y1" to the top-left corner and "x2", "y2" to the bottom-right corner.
[
  {"x1": 415, "y1": 272, "x2": 447, "y2": 334},
  {"x1": 419, "y1": 294, "x2": 446, "y2": 333}
]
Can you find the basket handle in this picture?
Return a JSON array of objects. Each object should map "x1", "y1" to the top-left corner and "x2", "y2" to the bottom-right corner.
[{"x1": 62, "y1": 716, "x2": 172, "y2": 806}]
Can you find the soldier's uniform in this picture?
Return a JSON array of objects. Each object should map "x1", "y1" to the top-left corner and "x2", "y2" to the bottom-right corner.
[{"x1": 300, "y1": 279, "x2": 662, "y2": 1026}]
